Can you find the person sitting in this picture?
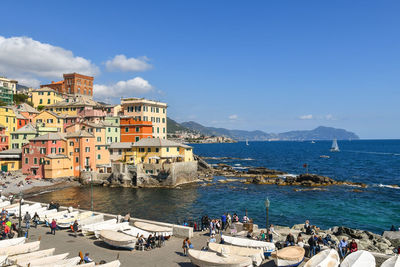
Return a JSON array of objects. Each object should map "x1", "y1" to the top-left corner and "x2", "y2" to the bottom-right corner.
[
  {"x1": 296, "y1": 233, "x2": 304, "y2": 247},
  {"x1": 209, "y1": 234, "x2": 216, "y2": 243},
  {"x1": 338, "y1": 238, "x2": 348, "y2": 259},
  {"x1": 83, "y1": 253, "x2": 93, "y2": 263},
  {"x1": 285, "y1": 233, "x2": 295, "y2": 246},
  {"x1": 349, "y1": 239, "x2": 358, "y2": 253},
  {"x1": 247, "y1": 229, "x2": 254, "y2": 239},
  {"x1": 391, "y1": 225, "x2": 396, "y2": 231},
  {"x1": 259, "y1": 230, "x2": 266, "y2": 241},
  {"x1": 243, "y1": 215, "x2": 249, "y2": 223},
  {"x1": 122, "y1": 213, "x2": 131, "y2": 222}
]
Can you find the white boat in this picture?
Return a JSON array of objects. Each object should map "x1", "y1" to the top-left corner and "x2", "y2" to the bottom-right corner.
[
  {"x1": 271, "y1": 246, "x2": 305, "y2": 267},
  {"x1": 0, "y1": 255, "x2": 7, "y2": 265},
  {"x1": 75, "y1": 263, "x2": 95, "y2": 267},
  {"x1": 8, "y1": 248, "x2": 55, "y2": 264},
  {"x1": 79, "y1": 214, "x2": 104, "y2": 228},
  {"x1": 97, "y1": 260, "x2": 121, "y2": 267},
  {"x1": 330, "y1": 139, "x2": 340, "y2": 152},
  {"x1": 94, "y1": 222, "x2": 130, "y2": 238},
  {"x1": 0, "y1": 241, "x2": 40, "y2": 256},
  {"x1": 0, "y1": 200, "x2": 11, "y2": 208},
  {"x1": 246, "y1": 139, "x2": 249, "y2": 146},
  {"x1": 57, "y1": 211, "x2": 93, "y2": 229},
  {"x1": 221, "y1": 235, "x2": 275, "y2": 254},
  {"x1": 341, "y1": 250, "x2": 375, "y2": 267},
  {"x1": 81, "y1": 219, "x2": 117, "y2": 236},
  {"x1": 208, "y1": 242, "x2": 265, "y2": 266},
  {"x1": 122, "y1": 226, "x2": 154, "y2": 239},
  {"x1": 36, "y1": 208, "x2": 58, "y2": 219},
  {"x1": 99, "y1": 230, "x2": 137, "y2": 250},
  {"x1": 7, "y1": 204, "x2": 30, "y2": 215},
  {"x1": 304, "y1": 249, "x2": 339, "y2": 267},
  {"x1": 45, "y1": 211, "x2": 79, "y2": 224},
  {"x1": 381, "y1": 255, "x2": 400, "y2": 267},
  {"x1": 188, "y1": 249, "x2": 253, "y2": 267},
  {"x1": 15, "y1": 203, "x2": 42, "y2": 217},
  {"x1": 19, "y1": 253, "x2": 69, "y2": 267},
  {"x1": 0, "y1": 237, "x2": 25, "y2": 248},
  {"x1": 26, "y1": 207, "x2": 47, "y2": 217},
  {"x1": 42, "y1": 210, "x2": 69, "y2": 222},
  {"x1": 51, "y1": 256, "x2": 81, "y2": 267},
  {"x1": 133, "y1": 221, "x2": 173, "y2": 233}
]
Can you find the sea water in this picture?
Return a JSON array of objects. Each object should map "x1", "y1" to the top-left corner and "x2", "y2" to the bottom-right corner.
[{"x1": 28, "y1": 140, "x2": 400, "y2": 233}]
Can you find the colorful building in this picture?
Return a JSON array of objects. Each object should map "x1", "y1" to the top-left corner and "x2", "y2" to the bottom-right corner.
[
  {"x1": 22, "y1": 133, "x2": 67, "y2": 179},
  {"x1": 0, "y1": 149, "x2": 21, "y2": 172},
  {"x1": 132, "y1": 138, "x2": 194, "y2": 165},
  {"x1": 0, "y1": 125, "x2": 8, "y2": 151},
  {"x1": 121, "y1": 97, "x2": 167, "y2": 139},
  {"x1": 0, "y1": 106, "x2": 17, "y2": 137},
  {"x1": 0, "y1": 77, "x2": 17, "y2": 105},
  {"x1": 120, "y1": 117, "x2": 152, "y2": 143},
  {"x1": 14, "y1": 103, "x2": 39, "y2": 123},
  {"x1": 44, "y1": 154, "x2": 73, "y2": 179},
  {"x1": 65, "y1": 131, "x2": 96, "y2": 177},
  {"x1": 45, "y1": 95, "x2": 106, "y2": 118},
  {"x1": 104, "y1": 116, "x2": 120, "y2": 144},
  {"x1": 10, "y1": 124, "x2": 37, "y2": 149},
  {"x1": 30, "y1": 87, "x2": 64, "y2": 108},
  {"x1": 40, "y1": 73, "x2": 94, "y2": 96},
  {"x1": 109, "y1": 142, "x2": 134, "y2": 163},
  {"x1": 33, "y1": 110, "x2": 64, "y2": 131}
]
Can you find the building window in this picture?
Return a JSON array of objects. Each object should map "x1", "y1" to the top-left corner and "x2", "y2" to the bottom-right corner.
[
  {"x1": 96, "y1": 128, "x2": 101, "y2": 133},
  {"x1": 39, "y1": 99, "x2": 43, "y2": 104},
  {"x1": 85, "y1": 147, "x2": 90, "y2": 152},
  {"x1": 97, "y1": 154, "x2": 101, "y2": 160},
  {"x1": 115, "y1": 128, "x2": 118, "y2": 132},
  {"x1": 51, "y1": 148, "x2": 56, "y2": 153},
  {"x1": 40, "y1": 148, "x2": 46, "y2": 154},
  {"x1": 34, "y1": 158, "x2": 38, "y2": 164},
  {"x1": 47, "y1": 99, "x2": 50, "y2": 104},
  {"x1": 163, "y1": 128, "x2": 165, "y2": 133},
  {"x1": 75, "y1": 148, "x2": 80, "y2": 152},
  {"x1": 118, "y1": 149, "x2": 122, "y2": 155},
  {"x1": 52, "y1": 140, "x2": 56, "y2": 144},
  {"x1": 108, "y1": 128, "x2": 111, "y2": 132},
  {"x1": 125, "y1": 127, "x2": 129, "y2": 132},
  {"x1": 76, "y1": 157, "x2": 79, "y2": 163},
  {"x1": 156, "y1": 148, "x2": 159, "y2": 153},
  {"x1": 136, "y1": 127, "x2": 139, "y2": 133},
  {"x1": 147, "y1": 147, "x2": 151, "y2": 152},
  {"x1": 69, "y1": 142, "x2": 74, "y2": 146},
  {"x1": 97, "y1": 137, "x2": 101, "y2": 142},
  {"x1": 166, "y1": 147, "x2": 169, "y2": 152},
  {"x1": 25, "y1": 158, "x2": 28, "y2": 164},
  {"x1": 97, "y1": 146, "x2": 101, "y2": 150},
  {"x1": 59, "y1": 148, "x2": 64, "y2": 153},
  {"x1": 157, "y1": 127, "x2": 159, "y2": 133},
  {"x1": 135, "y1": 137, "x2": 139, "y2": 142}
]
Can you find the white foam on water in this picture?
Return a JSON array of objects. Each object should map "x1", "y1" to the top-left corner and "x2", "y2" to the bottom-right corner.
[{"x1": 376, "y1": 184, "x2": 400, "y2": 190}]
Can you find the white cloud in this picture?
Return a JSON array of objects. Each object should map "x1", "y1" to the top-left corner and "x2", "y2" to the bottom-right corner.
[
  {"x1": 299, "y1": 114, "x2": 313, "y2": 120},
  {"x1": 229, "y1": 114, "x2": 238, "y2": 120},
  {"x1": 105, "y1": 54, "x2": 152, "y2": 72},
  {"x1": 94, "y1": 77, "x2": 154, "y2": 98},
  {"x1": 12, "y1": 77, "x2": 41, "y2": 88},
  {"x1": 0, "y1": 35, "x2": 99, "y2": 86}
]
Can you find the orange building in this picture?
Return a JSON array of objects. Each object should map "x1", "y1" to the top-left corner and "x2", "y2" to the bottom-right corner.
[
  {"x1": 120, "y1": 117, "x2": 152, "y2": 143},
  {"x1": 40, "y1": 73, "x2": 94, "y2": 96},
  {"x1": 65, "y1": 131, "x2": 96, "y2": 177}
]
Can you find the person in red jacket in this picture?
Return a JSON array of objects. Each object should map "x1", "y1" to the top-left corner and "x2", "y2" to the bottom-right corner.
[
  {"x1": 349, "y1": 239, "x2": 358, "y2": 253},
  {"x1": 50, "y1": 219, "x2": 57, "y2": 235}
]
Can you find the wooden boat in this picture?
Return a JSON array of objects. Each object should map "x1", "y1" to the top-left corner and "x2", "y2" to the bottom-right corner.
[
  {"x1": 94, "y1": 222, "x2": 130, "y2": 238},
  {"x1": 304, "y1": 249, "x2": 339, "y2": 267},
  {"x1": 134, "y1": 221, "x2": 173, "y2": 233},
  {"x1": 0, "y1": 237, "x2": 25, "y2": 248},
  {"x1": 99, "y1": 230, "x2": 137, "y2": 250},
  {"x1": 0, "y1": 241, "x2": 40, "y2": 256},
  {"x1": 381, "y1": 255, "x2": 400, "y2": 267},
  {"x1": 19, "y1": 253, "x2": 69, "y2": 267},
  {"x1": 8, "y1": 248, "x2": 55, "y2": 264},
  {"x1": 188, "y1": 249, "x2": 253, "y2": 267},
  {"x1": 221, "y1": 235, "x2": 275, "y2": 254},
  {"x1": 81, "y1": 219, "x2": 117, "y2": 236},
  {"x1": 271, "y1": 246, "x2": 305, "y2": 267},
  {"x1": 208, "y1": 242, "x2": 265, "y2": 266},
  {"x1": 341, "y1": 250, "x2": 375, "y2": 267}
]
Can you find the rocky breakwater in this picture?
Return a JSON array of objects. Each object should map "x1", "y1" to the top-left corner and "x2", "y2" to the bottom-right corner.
[{"x1": 246, "y1": 173, "x2": 367, "y2": 188}]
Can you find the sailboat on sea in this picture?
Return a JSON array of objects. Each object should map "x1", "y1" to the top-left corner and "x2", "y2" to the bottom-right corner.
[
  {"x1": 246, "y1": 139, "x2": 249, "y2": 146},
  {"x1": 330, "y1": 139, "x2": 340, "y2": 152}
]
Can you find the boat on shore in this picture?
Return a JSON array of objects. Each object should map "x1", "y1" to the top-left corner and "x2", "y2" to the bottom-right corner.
[
  {"x1": 341, "y1": 250, "x2": 375, "y2": 267},
  {"x1": 8, "y1": 248, "x2": 55, "y2": 264},
  {"x1": 133, "y1": 221, "x2": 173, "y2": 234},
  {"x1": 0, "y1": 241, "x2": 40, "y2": 256},
  {"x1": 17, "y1": 252, "x2": 69, "y2": 267},
  {"x1": 188, "y1": 249, "x2": 253, "y2": 267},
  {"x1": 221, "y1": 235, "x2": 275, "y2": 255},
  {"x1": 0, "y1": 237, "x2": 25, "y2": 248},
  {"x1": 94, "y1": 222, "x2": 130, "y2": 238},
  {"x1": 304, "y1": 249, "x2": 339, "y2": 267},
  {"x1": 81, "y1": 219, "x2": 117, "y2": 236},
  {"x1": 57, "y1": 211, "x2": 93, "y2": 228},
  {"x1": 381, "y1": 255, "x2": 400, "y2": 267},
  {"x1": 271, "y1": 246, "x2": 305, "y2": 267},
  {"x1": 96, "y1": 260, "x2": 121, "y2": 267},
  {"x1": 208, "y1": 242, "x2": 264, "y2": 266},
  {"x1": 99, "y1": 230, "x2": 137, "y2": 250}
]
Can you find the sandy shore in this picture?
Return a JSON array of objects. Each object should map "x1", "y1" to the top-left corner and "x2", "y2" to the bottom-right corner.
[{"x1": 0, "y1": 170, "x2": 80, "y2": 197}]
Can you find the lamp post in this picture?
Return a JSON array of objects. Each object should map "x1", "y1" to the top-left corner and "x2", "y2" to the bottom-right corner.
[
  {"x1": 90, "y1": 177, "x2": 93, "y2": 211},
  {"x1": 265, "y1": 198, "x2": 270, "y2": 230},
  {"x1": 18, "y1": 192, "x2": 23, "y2": 237}
]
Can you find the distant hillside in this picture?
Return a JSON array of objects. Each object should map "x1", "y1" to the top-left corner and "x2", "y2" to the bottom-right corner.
[
  {"x1": 175, "y1": 121, "x2": 359, "y2": 141},
  {"x1": 167, "y1": 118, "x2": 194, "y2": 134}
]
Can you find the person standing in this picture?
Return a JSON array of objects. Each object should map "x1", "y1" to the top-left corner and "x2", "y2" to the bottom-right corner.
[
  {"x1": 23, "y1": 211, "x2": 31, "y2": 229},
  {"x1": 50, "y1": 219, "x2": 57, "y2": 235},
  {"x1": 308, "y1": 235, "x2": 317, "y2": 257},
  {"x1": 182, "y1": 237, "x2": 190, "y2": 256},
  {"x1": 221, "y1": 214, "x2": 226, "y2": 231},
  {"x1": 32, "y1": 212, "x2": 40, "y2": 228},
  {"x1": 72, "y1": 220, "x2": 79, "y2": 237},
  {"x1": 225, "y1": 214, "x2": 231, "y2": 231}
]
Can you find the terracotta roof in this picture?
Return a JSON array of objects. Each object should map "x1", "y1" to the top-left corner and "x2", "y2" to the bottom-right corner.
[
  {"x1": 132, "y1": 138, "x2": 192, "y2": 149},
  {"x1": 66, "y1": 130, "x2": 94, "y2": 138},
  {"x1": 12, "y1": 123, "x2": 37, "y2": 134},
  {"x1": 109, "y1": 142, "x2": 133, "y2": 149}
]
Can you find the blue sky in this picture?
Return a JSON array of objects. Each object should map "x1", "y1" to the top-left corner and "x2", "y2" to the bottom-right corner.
[{"x1": 1, "y1": 0, "x2": 399, "y2": 139}]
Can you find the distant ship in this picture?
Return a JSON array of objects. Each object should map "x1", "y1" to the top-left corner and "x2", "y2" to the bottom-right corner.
[
  {"x1": 311, "y1": 140, "x2": 316, "y2": 144},
  {"x1": 330, "y1": 139, "x2": 340, "y2": 152},
  {"x1": 246, "y1": 139, "x2": 249, "y2": 146}
]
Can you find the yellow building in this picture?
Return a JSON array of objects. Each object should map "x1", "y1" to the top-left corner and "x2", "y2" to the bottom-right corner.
[
  {"x1": 45, "y1": 95, "x2": 105, "y2": 117},
  {"x1": 121, "y1": 98, "x2": 167, "y2": 139},
  {"x1": 33, "y1": 110, "x2": 64, "y2": 131},
  {"x1": 109, "y1": 142, "x2": 134, "y2": 163},
  {"x1": 0, "y1": 106, "x2": 17, "y2": 137},
  {"x1": 132, "y1": 138, "x2": 193, "y2": 164},
  {"x1": 0, "y1": 149, "x2": 22, "y2": 171},
  {"x1": 44, "y1": 154, "x2": 73, "y2": 178},
  {"x1": 30, "y1": 87, "x2": 64, "y2": 108}
]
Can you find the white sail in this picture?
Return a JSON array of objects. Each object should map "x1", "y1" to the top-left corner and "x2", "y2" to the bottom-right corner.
[
  {"x1": 330, "y1": 139, "x2": 339, "y2": 152},
  {"x1": 246, "y1": 139, "x2": 249, "y2": 146}
]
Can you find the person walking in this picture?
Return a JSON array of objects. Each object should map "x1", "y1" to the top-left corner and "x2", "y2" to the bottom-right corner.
[
  {"x1": 32, "y1": 212, "x2": 40, "y2": 228},
  {"x1": 182, "y1": 237, "x2": 191, "y2": 256},
  {"x1": 50, "y1": 219, "x2": 57, "y2": 235},
  {"x1": 23, "y1": 211, "x2": 31, "y2": 229},
  {"x1": 72, "y1": 220, "x2": 79, "y2": 237}
]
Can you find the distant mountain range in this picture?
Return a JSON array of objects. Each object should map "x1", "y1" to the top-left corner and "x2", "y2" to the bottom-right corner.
[{"x1": 168, "y1": 118, "x2": 359, "y2": 141}]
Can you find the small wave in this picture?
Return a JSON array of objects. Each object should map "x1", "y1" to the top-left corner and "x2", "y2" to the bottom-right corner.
[
  {"x1": 242, "y1": 158, "x2": 254, "y2": 161},
  {"x1": 344, "y1": 150, "x2": 400, "y2": 156},
  {"x1": 234, "y1": 164, "x2": 241, "y2": 166},
  {"x1": 376, "y1": 184, "x2": 400, "y2": 190},
  {"x1": 232, "y1": 167, "x2": 248, "y2": 170}
]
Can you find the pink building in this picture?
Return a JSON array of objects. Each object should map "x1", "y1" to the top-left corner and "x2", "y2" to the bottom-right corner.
[
  {"x1": 22, "y1": 133, "x2": 67, "y2": 179},
  {"x1": 0, "y1": 125, "x2": 8, "y2": 151}
]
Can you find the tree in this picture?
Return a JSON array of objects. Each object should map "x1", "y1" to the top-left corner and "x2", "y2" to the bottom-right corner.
[
  {"x1": 37, "y1": 105, "x2": 45, "y2": 111},
  {"x1": 13, "y1": 94, "x2": 29, "y2": 104}
]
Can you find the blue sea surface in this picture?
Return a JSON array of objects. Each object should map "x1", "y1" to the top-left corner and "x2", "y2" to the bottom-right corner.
[{"x1": 28, "y1": 140, "x2": 400, "y2": 233}]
